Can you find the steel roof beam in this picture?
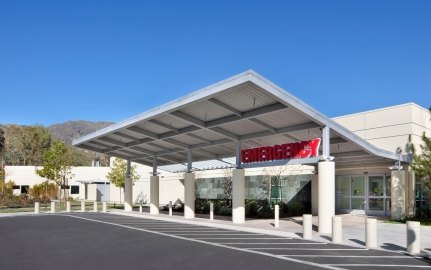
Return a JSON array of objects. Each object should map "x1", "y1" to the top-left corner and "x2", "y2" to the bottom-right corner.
[
  {"x1": 148, "y1": 119, "x2": 179, "y2": 133},
  {"x1": 249, "y1": 118, "x2": 276, "y2": 132},
  {"x1": 127, "y1": 126, "x2": 160, "y2": 139},
  {"x1": 208, "y1": 98, "x2": 243, "y2": 116},
  {"x1": 239, "y1": 122, "x2": 319, "y2": 141},
  {"x1": 186, "y1": 133, "x2": 212, "y2": 143},
  {"x1": 113, "y1": 132, "x2": 139, "y2": 141},
  {"x1": 206, "y1": 103, "x2": 286, "y2": 127}
]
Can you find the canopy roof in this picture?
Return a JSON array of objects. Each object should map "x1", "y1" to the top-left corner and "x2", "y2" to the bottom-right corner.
[{"x1": 73, "y1": 70, "x2": 409, "y2": 172}]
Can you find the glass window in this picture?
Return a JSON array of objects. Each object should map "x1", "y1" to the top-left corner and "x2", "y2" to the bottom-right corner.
[
  {"x1": 351, "y1": 198, "x2": 366, "y2": 210},
  {"x1": 20, "y1": 185, "x2": 29, "y2": 194},
  {"x1": 369, "y1": 198, "x2": 384, "y2": 211},
  {"x1": 336, "y1": 176, "x2": 350, "y2": 196},
  {"x1": 369, "y1": 176, "x2": 384, "y2": 196},
  {"x1": 336, "y1": 196, "x2": 349, "y2": 210},
  {"x1": 351, "y1": 176, "x2": 365, "y2": 196},
  {"x1": 71, "y1": 186, "x2": 80, "y2": 195}
]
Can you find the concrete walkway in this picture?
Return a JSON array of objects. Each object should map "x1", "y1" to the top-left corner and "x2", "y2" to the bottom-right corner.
[{"x1": 109, "y1": 209, "x2": 431, "y2": 257}]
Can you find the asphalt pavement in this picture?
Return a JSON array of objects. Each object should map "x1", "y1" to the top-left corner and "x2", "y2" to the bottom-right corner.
[{"x1": 0, "y1": 213, "x2": 430, "y2": 270}]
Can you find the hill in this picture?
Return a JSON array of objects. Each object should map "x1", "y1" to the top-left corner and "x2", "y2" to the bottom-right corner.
[{"x1": 47, "y1": 120, "x2": 114, "y2": 145}]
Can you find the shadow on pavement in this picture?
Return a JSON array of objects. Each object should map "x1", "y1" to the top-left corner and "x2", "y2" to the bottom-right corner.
[
  {"x1": 349, "y1": 238, "x2": 365, "y2": 246},
  {"x1": 381, "y1": 242, "x2": 405, "y2": 251}
]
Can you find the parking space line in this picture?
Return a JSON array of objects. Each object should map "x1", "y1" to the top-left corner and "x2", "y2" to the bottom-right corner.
[
  {"x1": 327, "y1": 264, "x2": 431, "y2": 268},
  {"x1": 282, "y1": 255, "x2": 413, "y2": 258},
  {"x1": 247, "y1": 248, "x2": 369, "y2": 251},
  {"x1": 65, "y1": 215, "x2": 344, "y2": 270},
  {"x1": 150, "y1": 231, "x2": 235, "y2": 233},
  {"x1": 219, "y1": 242, "x2": 327, "y2": 245},
  {"x1": 173, "y1": 233, "x2": 262, "y2": 236},
  {"x1": 193, "y1": 237, "x2": 293, "y2": 240}
]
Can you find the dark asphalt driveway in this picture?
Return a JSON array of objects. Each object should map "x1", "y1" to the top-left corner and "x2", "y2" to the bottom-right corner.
[{"x1": 0, "y1": 213, "x2": 429, "y2": 270}]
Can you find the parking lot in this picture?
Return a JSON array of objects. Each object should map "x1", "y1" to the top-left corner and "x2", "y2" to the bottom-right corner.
[{"x1": 0, "y1": 213, "x2": 430, "y2": 270}]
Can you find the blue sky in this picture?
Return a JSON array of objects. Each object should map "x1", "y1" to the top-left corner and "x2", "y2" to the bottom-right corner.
[{"x1": 0, "y1": 1, "x2": 430, "y2": 126}]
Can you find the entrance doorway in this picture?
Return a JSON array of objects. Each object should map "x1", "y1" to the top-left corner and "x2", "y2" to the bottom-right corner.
[{"x1": 335, "y1": 174, "x2": 391, "y2": 216}]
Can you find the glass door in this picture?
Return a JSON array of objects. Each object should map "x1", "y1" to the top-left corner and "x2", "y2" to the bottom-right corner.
[
  {"x1": 367, "y1": 175, "x2": 390, "y2": 216},
  {"x1": 351, "y1": 175, "x2": 366, "y2": 215}
]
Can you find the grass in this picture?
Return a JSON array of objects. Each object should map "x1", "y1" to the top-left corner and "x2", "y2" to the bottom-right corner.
[
  {"x1": 0, "y1": 201, "x2": 140, "y2": 213},
  {"x1": 384, "y1": 218, "x2": 431, "y2": 226}
]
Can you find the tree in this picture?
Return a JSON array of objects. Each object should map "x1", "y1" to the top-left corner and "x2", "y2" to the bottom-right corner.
[
  {"x1": 36, "y1": 141, "x2": 74, "y2": 205},
  {"x1": 106, "y1": 158, "x2": 140, "y2": 203},
  {"x1": 0, "y1": 126, "x2": 5, "y2": 191}
]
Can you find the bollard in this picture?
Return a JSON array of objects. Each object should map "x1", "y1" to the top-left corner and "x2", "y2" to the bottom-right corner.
[
  {"x1": 303, "y1": 214, "x2": 312, "y2": 239},
  {"x1": 50, "y1": 201, "x2": 56, "y2": 213},
  {"x1": 94, "y1": 201, "x2": 98, "y2": 212},
  {"x1": 139, "y1": 205, "x2": 143, "y2": 213},
  {"x1": 366, "y1": 218, "x2": 377, "y2": 248},
  {"x1": 332, "y1": 216, "x2": 342, "y2": 243},
  {"x1": 169, "y1": 201, "x2": 173, "y2": 216},
  {"x1": 66, "y1": 201, "x2": 71, "y2": 212},
  {"x1": 35, "y1": 202, "x2": 40, "y2": 214},
  {"x1": 274, "y1": 205, "x2": 279, "y2": 228},
  {"x1": 407, "y1": 221, "x2": 421, "y2": 254},
  {"x1": 102, "y1": 202, "x2": 107, "y2": 213},
  {"x1": 210, "y1": 202, "x2": 214, "y2": 220},
  {"x1": 81, "y1": 200, "x2": 86, "y2": 212}
]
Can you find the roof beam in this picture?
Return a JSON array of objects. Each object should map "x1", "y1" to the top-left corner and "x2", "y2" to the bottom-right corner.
[
  {"x1": 113, "y1": 132, "x2": 139, "y2": 141},
  {"x1": 186, "y1": 133, "x2": 212, "y2": 143},
  {"x1": 149, "y1": 119, "x2": 179, "y2": 133},
  {"x1": 206, "y1": 103, "x2": 286, "y2": 127},
  {"x1": 239, "y1": 122, "x2": 320, "y2": 141},
  {"x1": 249, "y1": 118, "x2": 276, "y2": 132},
  {"x1": 208, "y1": 98, "x2": 242, "y2": 116},
  {"x1": 170, "y1": 111, "x2": 206, "y2": 127},
  {"x1": 127, "y1": 126, "x2": 159, "y2": 139}
]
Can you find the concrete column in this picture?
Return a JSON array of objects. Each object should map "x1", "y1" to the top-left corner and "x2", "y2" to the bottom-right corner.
[
  {"x1": 150, "y1": 176, "x2": 160, "y2": 215},
  {"x1": 406, "y1": 221, "x2": 421, "y2": 254},
  {"x1": 311, "y1": 174, "x2": 318, "y2": 216},
  {"x1": 391, "y1": 169, "x2": 406, "y2": 220},
  {"x1": 303, "y1": 214, "x2": 312, "y2": 240},
  {"x1": 50, "y1": 201, "x2": 56, "y2": 213},
  {"x1": 318, "y1": 161, "x2": 335, "y2": 234},
  {"x1": 406, "y1": 167, "x2": 415, "y2": 218},
  {"x1": 274, "y1": 205, "x2": 279, "y2": 228},
  {"x1": 332, "y1": 216, "x2": 342, "y2": 243},
  {"x1": 210, "y1": 202, "x2": 214, "y2": 220},
  {"x1": 102, "y1": 202, "x2": 107, "y2": 212},
  {"x1": 124, "y1": 177, "x2": 133, "y2": 212},
  {"x1": 184, "y1": 172, "x2": 195, "y2": 219},
  {"x1": 35, "y1": 202, "x2": 40, "y2": 214},
  {"x1": 93, "y1": 201, "x2": 98, "y2": 212},
  {"x1": 66, "y1": 201, "x2": 71, "y2": 212},
  {"x1": 169, "y1": 201, "x2": 173, "y2": 216},
  {"x1": 81, "y1": 200, "x2": 85, "y2": 212},
  {"x1": 366, "y1": 218, "x2": 377, "y2": 248},
  {"x1": 232, "y1": 169, "x2": 245, "y2": 224}
]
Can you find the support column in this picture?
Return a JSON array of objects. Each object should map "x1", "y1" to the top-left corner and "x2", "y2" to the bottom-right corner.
[
  {"x1": 391, "y1": 168, "x2": 406, "y2": 220},
  {"x1": 124, "y1": 160, "x2": 133, "y2": 212},
  {"x1": 311, "y1": 174, "x2": 318, "y2": 216},
  {"x1": 150, "y1": 175, "x2": 159, "y2": 214},
  {"x1": 406, "y1": 166, "x2": 415, "y2": 218},
  {"x1": 232, "y1": 168, "x2": 245, "y2": 224},
  {"x1": 318, "y1": 161, "x2": 335, "y2": 234},
  {"x1": 184, "y1": 172, "x2": 195, "y2": 219}
]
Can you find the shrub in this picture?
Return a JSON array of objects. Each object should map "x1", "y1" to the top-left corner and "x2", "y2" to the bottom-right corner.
[{"x1": 29, "y1": 182, "x2": 58, "y2": 203}]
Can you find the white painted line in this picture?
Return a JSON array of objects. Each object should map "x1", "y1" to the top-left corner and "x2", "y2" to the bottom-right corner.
[
  {"x1": 193, "y1": 238, "x2": 293, "y2": 240},
  {"x1": 65, "y1": 215, "x2": 344, "y2": 270},
  {"x1": 173, "y1": 233, "x2": 262, "y2": 236},
  {"x1": 283, "y1": 255, "x2": 413, "y2": 258},
  {"x1": 248, "y1": 248, "x2": 369, "y2": 251},
  {"x1": 220, "y1": 243, "x2": 327, "y2": 245},
  {"x1": 327, "y1": 264, "x2": 431, "y2": 268},
  {"x1": 151, "y1": 231, "x2": 235, "y2": 233}
]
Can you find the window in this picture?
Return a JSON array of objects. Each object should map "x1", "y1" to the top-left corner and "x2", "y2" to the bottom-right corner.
[
  {"x1": 71, "y1": 186, "x2": 80, "y2": 195},
  {"x1": 20, "y1": 185, "x2": 29, "y2": 194}
]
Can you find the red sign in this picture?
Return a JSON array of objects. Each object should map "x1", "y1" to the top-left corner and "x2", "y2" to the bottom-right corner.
[{"x1": 241, "y1": 138, "x2": 321, "y2": 164}]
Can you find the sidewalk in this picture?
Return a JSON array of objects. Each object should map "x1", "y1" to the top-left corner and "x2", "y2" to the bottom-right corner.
[{"x1": 109, "y1": 209, "x2": 431, "y2": 256}]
